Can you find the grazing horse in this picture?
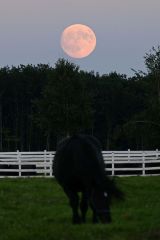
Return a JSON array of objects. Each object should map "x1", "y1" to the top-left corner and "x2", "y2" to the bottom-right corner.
[{"x1": 53, "y1": 134, "x2": 123, "y2": 224}]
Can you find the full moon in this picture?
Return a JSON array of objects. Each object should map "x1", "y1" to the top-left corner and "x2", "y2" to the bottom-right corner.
[{"x1": 61, "y1": 24, "x2": 96, "y2": 58}]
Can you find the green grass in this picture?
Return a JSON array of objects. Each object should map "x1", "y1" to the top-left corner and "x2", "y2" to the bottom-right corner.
[{"x1": 0, "y1": 176, "x2": 160, "y2": 240}]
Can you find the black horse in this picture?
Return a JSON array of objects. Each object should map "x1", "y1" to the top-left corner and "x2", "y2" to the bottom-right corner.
[{"x1": 53, "y1": 134, "x2": 123, "y2": 224}]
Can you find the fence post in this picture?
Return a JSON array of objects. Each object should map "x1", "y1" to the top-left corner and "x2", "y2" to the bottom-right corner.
[
  {"x1": 142, "y1": 151, "x2": 145, "y2": 176},
  {"x1": 44, "y1": 150, "x2": 47, "y2": 177},
  {"x1": 49, "y1": 153, "x2": 52, "y2": 177},
  {"x1": 156, "y1": 149, "x2": 159, "y2": 159},
  {"x1": 17, "y1": 150, "x2": 21, "y2": 177},
  {"x1": 112, "y1": 152, "x2": 115, "y2": 176},
  {"x1": 128, "y1": 149, "x2": 130, "y2": 161}
]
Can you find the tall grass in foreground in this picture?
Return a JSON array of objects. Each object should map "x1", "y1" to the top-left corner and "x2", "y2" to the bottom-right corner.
[{"x1": 0, "y1": 177, "x2": 160, "y2": 240}]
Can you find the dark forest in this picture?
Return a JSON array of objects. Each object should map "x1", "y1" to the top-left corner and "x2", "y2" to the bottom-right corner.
[{"x1": 0, "y1": 46, "x2": 160, "y2": 151}]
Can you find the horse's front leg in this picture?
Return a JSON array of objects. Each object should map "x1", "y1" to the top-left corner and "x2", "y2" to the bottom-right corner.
[
  {"x1": 89, "y1": 200, "x2": 99, "y2": 223},
  {"x1": 80, "y1": 191, "x2": 89, "y2": 223},
  {"x1": 64, "y1": 187, "x2": 81, "y2": 224}
]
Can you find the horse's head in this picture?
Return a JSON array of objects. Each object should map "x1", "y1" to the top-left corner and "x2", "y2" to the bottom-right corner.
[
  {"x1": 90, "y1": 176, "x2": 124, "y2": 223},
  {"x1": 91, "y1": 188, "x2": 111, "y2": 223}
]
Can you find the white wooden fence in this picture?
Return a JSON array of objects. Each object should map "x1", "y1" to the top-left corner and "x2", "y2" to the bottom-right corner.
[
  {"x1": 0, "y1": 150, "x2": 160, "y2": 178},
  {"x1": 0, "y1": 151, "x2": 54, "y2": 178},
  {"x1": 103, "y1": 150, "x2": 160, "y2": 176}
]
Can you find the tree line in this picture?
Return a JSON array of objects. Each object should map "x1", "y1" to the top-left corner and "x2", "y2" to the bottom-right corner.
[{"x1": 0, "y1": 46, "x2": 160, "y2": 151}]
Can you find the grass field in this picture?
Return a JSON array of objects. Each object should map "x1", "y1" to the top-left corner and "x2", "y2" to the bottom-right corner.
[{"x1": 0, "y1": 176, "x2": 160, "y2": 240}]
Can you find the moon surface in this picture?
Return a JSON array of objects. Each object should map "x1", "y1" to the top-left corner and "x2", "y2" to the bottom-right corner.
[{"x1": 61, "y1": 24, "x2": 96, "y2": 58}]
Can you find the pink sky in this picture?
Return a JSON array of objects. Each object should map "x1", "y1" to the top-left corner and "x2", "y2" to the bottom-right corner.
[{"x1": 0, "y1": 0, "x2": 160, "y2": 76}]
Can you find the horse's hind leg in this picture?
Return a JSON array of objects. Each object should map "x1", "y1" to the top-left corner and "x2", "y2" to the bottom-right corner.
[
  {"x1": 80, "y1": 191, "x2": 89, "y2": 223},
  {"x1": 64, "y1": 188, "x2": 81, "y2": 224}
]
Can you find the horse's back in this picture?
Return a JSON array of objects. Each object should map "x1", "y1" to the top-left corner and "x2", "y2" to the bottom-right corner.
[{"x1": 53, "y1": 135, "x2": 105, "y2": 185}]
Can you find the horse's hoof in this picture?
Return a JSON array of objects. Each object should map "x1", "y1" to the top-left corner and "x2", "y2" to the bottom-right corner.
[{"x1": 72, "y1": 218, "x2": 82, "y2": 224}]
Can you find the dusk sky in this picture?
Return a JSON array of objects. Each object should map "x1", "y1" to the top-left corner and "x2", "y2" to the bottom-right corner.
[{"x1": 0, "y1": 0, "x2": 160, "y2": 76}]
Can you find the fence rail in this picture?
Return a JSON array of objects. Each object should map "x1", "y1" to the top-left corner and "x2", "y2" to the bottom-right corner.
[{"x1": 0, "y1": 150, "x2": 160, "y2": 178}]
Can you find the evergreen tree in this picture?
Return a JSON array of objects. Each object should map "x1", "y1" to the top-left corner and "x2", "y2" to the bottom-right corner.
[{"x1": 34, "y1": 59, "x2": 93, "y2": 145}]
